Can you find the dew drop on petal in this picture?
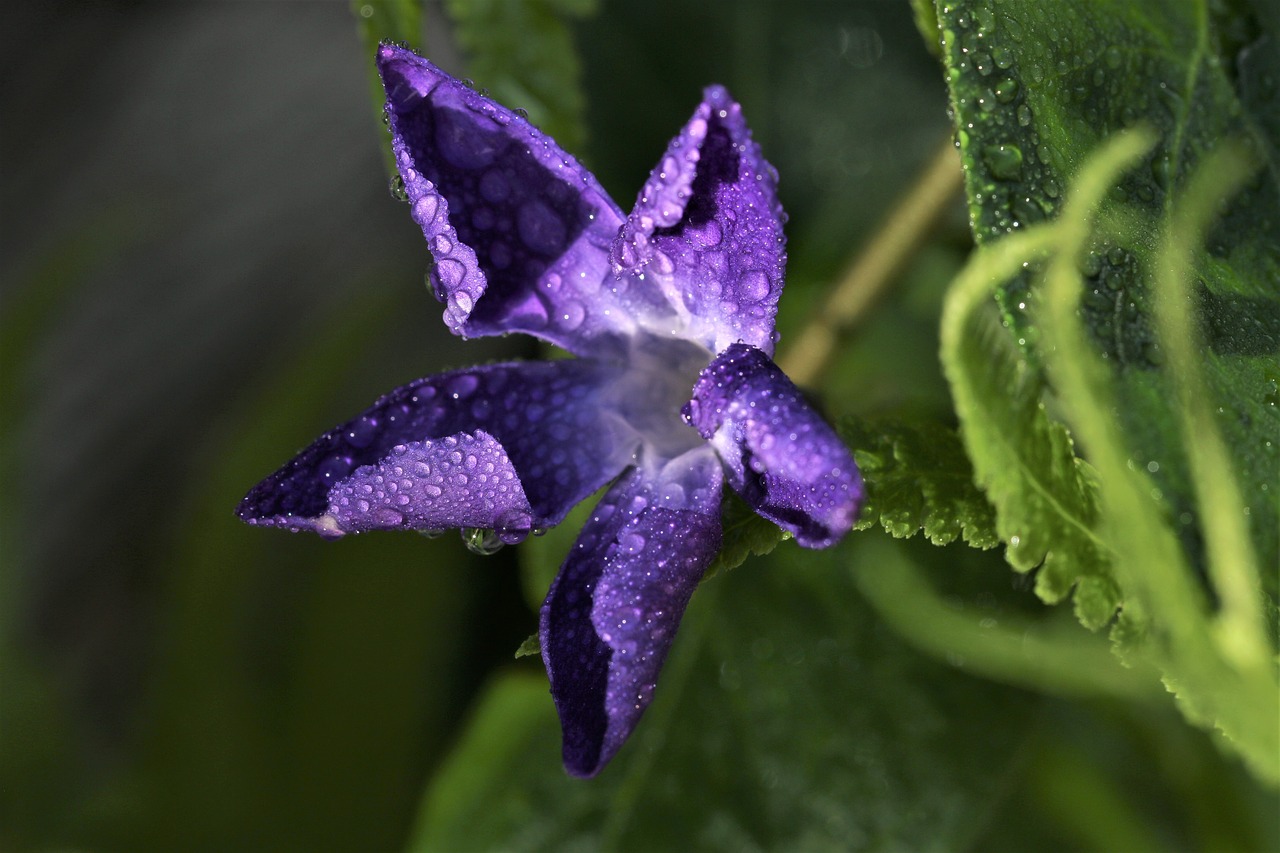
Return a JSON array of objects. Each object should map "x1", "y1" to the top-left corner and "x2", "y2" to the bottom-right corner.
[
  {"x1": 446, "y1": 373, "x2": 479, "y2": 400},
  {"x1": 479, "y1": 169, "x2": 510, "y2": 202},
  {"x1": 739, "y1": 270, "x2": 770, "y2": 302},
  {"x1": 437, "y1": 258, "x2": 466, "y2": 289},
  {"x1": 559, "y1": 300, "x2": 586, "y2": 330},
  {"x1": 370, "y1": 507, "x2": 404, "y2": 526},
  {"x1": 346, "y1": 416, "x2": 379, "y2": 449},
  {"x1": 412, "y1": 195, "x2": 438, "y2": 225}
]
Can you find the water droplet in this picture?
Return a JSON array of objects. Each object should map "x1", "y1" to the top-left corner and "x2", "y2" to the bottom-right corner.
[
  {"x1": 412, "y1": 195, "x2": 438, "y2": 225},
  {"x1": 346, "y1": 416, "x2": 379, "y2": 449},
  {"x1": 695, "y1": 219, "x2": 723, "y2": 248},
  {"x1": 370, "y1": 507, "x2": 404, "y2": 526},
  {"x1": 446, "y1": 373, "x2": 479, "y2": 400},
  {"x1": 437, "y1": 258, "x2": 466, "y2": 289},
  {"x1": 463, "y1": 527, "x2": 504, "y2": 555},
  {"x1": 495, "y1": 509, "x2": 533, "y2": 544},
  {"x1": 479, "y1": 170, "x2": 510, "y2": 203},
  {"x1": 982, "y1": 143, "x2": 1023, "y2": 180},
  {"x1": 739, "y1": 270, "x2": 770, "y2": 302},
  {"x1": 558, "y1": 300, "x2": 585, "y2": 330},
  {"x1": 317, "y1": 455, "x2": 352, "y2": 481},
  {"x1": 1151, "y1": 154, "x2": 1173, "y2": 190},
  {"x1": 388, "y1": 174, "x2": 409, "y2": 202},
  {"x1": 970, "y1": 51, "x2": 995, "y2": 76},
  {"x1": 517, "y1": 199, "x2": 567, "y2": 255},
  {"x1": 993, "y1": 76, "x2": 1020, "y2": 103}
]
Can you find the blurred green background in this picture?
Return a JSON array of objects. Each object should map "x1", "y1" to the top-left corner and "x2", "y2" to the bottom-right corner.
[{"x1": 1, "y1": 1, "x2": 1274, "y2": 851}]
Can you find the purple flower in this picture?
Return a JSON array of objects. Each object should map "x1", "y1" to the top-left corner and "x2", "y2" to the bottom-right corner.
[{"x1": 238, "y1": 44, "x2": 862, "y2": 777}]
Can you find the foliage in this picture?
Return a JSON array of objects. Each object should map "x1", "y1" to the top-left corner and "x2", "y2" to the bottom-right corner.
[
  {"x1": 934, "y1": 0, "x2": 1279, "y2": 782},
  {"x1": 444, "y1": 0, "x2": 596, "y2": 155},
  {"x1": 935, "y1": 0, "x2": 1280, "y2": 585},
  {"x1": 841, "y1": 418, "x2": 998, "y2": 549}
]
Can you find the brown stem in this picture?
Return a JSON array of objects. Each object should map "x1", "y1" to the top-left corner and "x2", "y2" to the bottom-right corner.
[{"x1": 777, "y1": 136, "x2": 964, "y2": 387}]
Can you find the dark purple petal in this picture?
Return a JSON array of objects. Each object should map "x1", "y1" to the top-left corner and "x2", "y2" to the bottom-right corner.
[
  {"x1": 686, "y1": 343, "x2": 861, "y2": 548},
  {"x1": 540, "y1": 448, "x2": 724, "y2": 777},
  {"x1": 238, "y1": 359, "x2": 637, "y2": 537},
  {"x1": 612, "y1": 85, "x2": 786, "y2": 355},
  {"x1": 377, "y1": 44, "x2": 639, "y2": 357}
]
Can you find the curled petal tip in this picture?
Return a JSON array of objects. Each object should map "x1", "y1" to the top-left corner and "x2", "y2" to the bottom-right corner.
[{"x1": 690, "y1": 343, "x2": 862, "y2": 548}]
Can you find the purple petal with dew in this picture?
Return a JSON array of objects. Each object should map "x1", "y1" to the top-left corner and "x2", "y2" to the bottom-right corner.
[
  {"x1": 377, "y1": 44, "x2": 642, "y2": 357},
  {"x1": 540, "y1": 447, "x2": 724, "y2": 777},
  {"x1": 612, "y1": 85, "x2": 786, "y2": 355},
  {"x1": 685, "y1": 343, "x2": 861, "y2": 548},
  {"x1": 238, "y1": 359, "x2": 638, "y2": 538}
]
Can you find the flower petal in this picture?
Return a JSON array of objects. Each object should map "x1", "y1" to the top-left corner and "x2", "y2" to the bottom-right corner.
[
  {"x1": 685, "y1": 343, "x2": 861, "y2": 548},
  {"x1": 377, "y1": 44, "x2": 636, "y2": 357},
  {"x1": 238, "y1": 359, "x2": 637, "y2": 537},
  {"x1": 540, "y1": 447, "x2": 724, "y2": 777},
  {"x1": 613, "y1": 86, "x2": 786, "y2": 355}
]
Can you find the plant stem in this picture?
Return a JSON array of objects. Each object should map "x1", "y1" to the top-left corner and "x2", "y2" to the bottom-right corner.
[{"x1": 778, "y1": 136, "x2": 964, "y2": 387}]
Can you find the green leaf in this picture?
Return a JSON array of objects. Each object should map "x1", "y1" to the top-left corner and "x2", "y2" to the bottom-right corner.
[
  {"x1": 351, "y1": 0, "x2": 425, "y2": 178},
  {"x1": 935, "y1": 0, "x2": 1280, "y2": 594},
  {"x1": 514, "y1": 633, "x2": 541, "y2": 659},
  {"x1": 410, "y1": 534, "x2": 1043, "y2": 851},
  {"x1": 841, "y1": 418, "x2": 999, "y2": 549},
  {"x1": 701, "y1": 492, "x2": 788, "y2": 581},
  {"x1": 939, "y1": 227, "x2": 1119, "y2": 629},
  {"x1": 908, "y1": 0, "x2": 942, "y2": 57},
  {"x1": 941, "y1": 126, "x2": 1279, "y2": 783},
  {"x1": 444, "y1": 0, "x2": 596, "y2": 155},
  {"x1": 1035, "y1": 133, "x2": 1280, "y2": 785}
]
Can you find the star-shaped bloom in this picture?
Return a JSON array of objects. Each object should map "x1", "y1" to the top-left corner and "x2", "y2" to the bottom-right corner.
[{"x1": 238, "y1": 44, "x2": 863, "y2": 777}]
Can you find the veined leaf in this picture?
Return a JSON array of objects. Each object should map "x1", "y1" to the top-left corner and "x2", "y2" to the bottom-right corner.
[
  {"x1": 935, "y1": 0, "x2": 1280, "y2": 596},
  {"x1": 1037, "y1": 133, "x2": 1280, "y2": 785},
  {"x1": 943, "y1": 127, "x2": 1279, "y2": 783},
  {"x1": 939, "y1": 227, "x2": 1119, "y2": 629},
  {"x1": 841, "y1": 418, "x2": 999, "y2": 549},
  {"x1": 702, "y1": 492, "x2": 788, "y2": 581},
  {"x1": 444, "y1": 0, "x2": 596, "y2": 154}
]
